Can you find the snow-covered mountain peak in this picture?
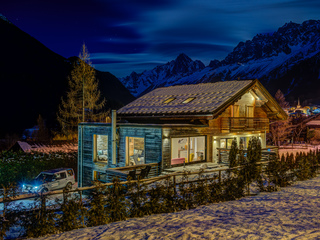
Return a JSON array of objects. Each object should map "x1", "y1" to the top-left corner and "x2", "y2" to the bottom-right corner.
[
  {"x1": 119, "y1": 20, "x2": 320, "y2": 100},
  {"x1": 175, "y1": 53, "x2": 192, "y2": 63},
  {"x1": 120, "y1": 53, "x2": 205, "y2": 97}
]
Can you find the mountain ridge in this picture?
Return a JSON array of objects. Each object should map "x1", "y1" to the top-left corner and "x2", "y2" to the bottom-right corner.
[
  {"x1": 120, "y1": 19, "x2": 320, "y2": 103},
  {"x1": 0, "y1": 16, "x2": 134, "y2": 138}
]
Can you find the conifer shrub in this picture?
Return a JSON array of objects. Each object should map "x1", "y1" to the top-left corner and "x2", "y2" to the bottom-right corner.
[
  {"x1": 163, "y1": 177, "x2": 179, "y2": 213},
  {"x1": 296, "y1": 152, "x2": 311, "y2": 181},
  {"x1": 246, "y1": 137, "x2": 262, "y2": 183},
  {"x1": 57, "y1": 189, "x2": 86, "y2": 231},
  {"x1": 23, "y1": 194, "x2": 57, "y2": 238},
  {"x1": 0, "y1": 184, "x2": 19, "y2": 240},
  {"x1": 178, "y1": 171, "x2": 195, "y2": 210},
  {"x1": 207, "y1": 176, "x2": 223, "y2": 203},
  {"x1": 266, "y1": 154, "x2": 291, "y2": 188},
  {"x1": 228, "y1": 138, "x2": 238, "y2": 171},
  {"x1": 144, "y1": 182, "x2": 167, "y2": 215},
  {"x1": 87, "y1": 181, "x2": 109, "y2": 227},
  {"x1": 105, "y1": 177, "x2": 127, "y2": 222},
  {"x1": 193, "y1": 170, "x2": 210, "y2": 206},
  {"x1": 127, "y1": 179, "x2": 148, "y2": 218}
]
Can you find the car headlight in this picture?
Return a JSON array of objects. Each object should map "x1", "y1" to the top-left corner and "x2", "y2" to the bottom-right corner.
[
  {"x1": 23, "y1": 184, "x2": 25, "y2": 188},
  {"x1": 34, "y1": 186, "x2": 38, "y2": 189}
]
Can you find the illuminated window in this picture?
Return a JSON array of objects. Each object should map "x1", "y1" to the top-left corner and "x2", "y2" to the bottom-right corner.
[
  {"x1": 93, "y1": 135, "x2": 108, "y2": 162},
  {"x1": 126, "y1": 137, "x2": 145, "y2": 166},
  {"x1": 220, "y1": 138, "x2": 236, "y2": 149},
  {"x1": 182, "y1": 97, "x2": 196, "y2": 104},
  {"x1": 163, "y1": 97, "x2": 175, "y2": 104},
  {"x1": 171, "y1": 136, "x2": 206, "y2": 164},
  {"x1": 93, "y1": 171, "x2": 107, "y2": 182}
]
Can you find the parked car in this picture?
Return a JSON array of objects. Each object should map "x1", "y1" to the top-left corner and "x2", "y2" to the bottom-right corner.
[{"x1": 22, "y1": 168, "x2": 75, "y2": 193}]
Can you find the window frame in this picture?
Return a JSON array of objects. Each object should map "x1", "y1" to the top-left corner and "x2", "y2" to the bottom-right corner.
[
  {"x1": 93, "y1": 134, "x2": 109, "y2": 163},
  {"x1": 163, "y1": 97, "x2": 176, "y2": 104},
  {"x1": 93, "y1": 171, "x2": 108, "y2": 182},
  {"x1": 182, "y1": 97, "x2": 196, "y2": 104},
  {"x1": 125, "y1": 136, "x2": 146, "y2": 166},
  {"x1": 171, "y1": 136, "x2": 206, "y2": 164}
]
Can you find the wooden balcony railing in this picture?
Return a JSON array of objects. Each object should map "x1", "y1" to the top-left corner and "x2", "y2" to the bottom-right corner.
[
  {"x1": 217, "y1": 146, "x2": 278, "y2": 163},
  {"x1": 220, "y1": 117, "x2": 269, "y2": 132}
]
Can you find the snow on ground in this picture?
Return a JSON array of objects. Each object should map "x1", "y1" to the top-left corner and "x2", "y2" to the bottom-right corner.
[
  {"x1": 36, "y1": 175, "x2": 320, "y2": 240},
  {"x1": 279, "y1": 144, "x2": 320, "y2": 156}
]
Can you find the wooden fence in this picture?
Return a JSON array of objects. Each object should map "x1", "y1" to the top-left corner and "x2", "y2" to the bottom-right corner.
[{"x1": 0, "y1": 161, "x2": 269, "y2": 204}]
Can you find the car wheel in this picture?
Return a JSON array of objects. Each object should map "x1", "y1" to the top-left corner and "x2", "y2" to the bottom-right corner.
[
  {"x1": 66, "y1": 182, "x2": 72, "y2": 190},
  {"x1": 41, "y1": 188, "x2": 48, "y2": 193}
]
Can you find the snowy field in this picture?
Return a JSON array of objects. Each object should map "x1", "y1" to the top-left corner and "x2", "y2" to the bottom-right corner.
[
  {"x1": 35, "y1": 175, "x2": 320, "y2": 240},
  {"x1": 279, "y1": 145, "x2": 320, "y2": 156}
]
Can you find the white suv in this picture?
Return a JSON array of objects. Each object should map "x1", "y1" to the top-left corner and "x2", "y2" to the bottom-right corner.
[{"x1": 22, "y1": 168, "x2": 75, "y2": 193}]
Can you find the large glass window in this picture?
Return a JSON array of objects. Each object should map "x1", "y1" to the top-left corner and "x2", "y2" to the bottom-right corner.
[
  {"x1": 126, "y1": 137, "x2": 145, "y2": 166},
  {"x1": 94, "y1": 135, "x2": 108, "y2": 162},
  {"x1": 171, "y1": 136, "x2": 205, "y2": 163},
  {"x1": 171, "y1": 138, "x2": 188, "y2": 160},
  {"x1": 220, "y1": 138, "x2": 235, "y2": 149}
]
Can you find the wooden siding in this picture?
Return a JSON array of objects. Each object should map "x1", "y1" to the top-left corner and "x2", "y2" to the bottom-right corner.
[
  {"x1": 162, "y1": 126, "x2": 209, "y2": 169},
  {"x1": 78, "y1": 125, "x2": 111, "y2": 187},
  {"x1": 117, "y1": 126, "x2": 163, "y2": 169},
  {"x1": 78, "y1": 124, "x2": 162, "y2": 187}
]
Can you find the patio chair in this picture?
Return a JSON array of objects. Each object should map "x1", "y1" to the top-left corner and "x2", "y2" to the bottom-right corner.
[
  {"x1": 138, "y1": 165, "x2": 151, "y2": 180},
  {"x1": 127, "y1": 169, "x2": 136, "y2": 180},
  {"x1": 145, "y1": 165, "x2": 151, "y2": 177}
]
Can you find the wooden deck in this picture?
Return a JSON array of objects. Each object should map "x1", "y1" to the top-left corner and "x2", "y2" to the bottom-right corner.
[{"x1": 105, "y1": 162, "x2": 160, "y2": 182}]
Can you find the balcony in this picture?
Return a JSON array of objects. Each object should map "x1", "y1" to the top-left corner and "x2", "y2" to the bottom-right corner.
[{"x1": 220, "y1": 117, "x2": 269, "y2": 132}]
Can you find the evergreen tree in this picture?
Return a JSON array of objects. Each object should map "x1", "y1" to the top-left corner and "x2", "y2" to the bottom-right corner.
[
  {"x1": 245, "y1": 137, "x2": 262, "y2": 187},
  {"x1": 58, "y1": 44, "x2": 106, "y2": 136},
  {"x1": 228, "y1": 138, "x2": 238, "y2": 170}
]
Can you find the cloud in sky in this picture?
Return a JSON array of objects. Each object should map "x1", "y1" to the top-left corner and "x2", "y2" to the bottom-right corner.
[{"x1": 3, "y1": 0, "x2": 320, "y2": 77}]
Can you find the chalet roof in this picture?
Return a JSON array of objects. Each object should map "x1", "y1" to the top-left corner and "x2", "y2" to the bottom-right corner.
[
  {"x1": 117, "y1": 79, "x2": 287, "y2": 120},
  {"x1": 118, "y1": 80, "x2": 253, "y2": 116}
]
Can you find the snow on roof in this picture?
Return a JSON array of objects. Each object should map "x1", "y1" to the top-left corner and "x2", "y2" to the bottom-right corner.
[
  {"x1": 118, "y1": 80, "x2": 253, "y2": 115},
  {"x1": 15, "y1": 141, "x2": 77, "y2": 153},
  {"x1": 17, "y1": 141, "x2": 33, "y2": 152},
  {"x1": 306, "y1": 120, "x2": 320, "y2": 126}
]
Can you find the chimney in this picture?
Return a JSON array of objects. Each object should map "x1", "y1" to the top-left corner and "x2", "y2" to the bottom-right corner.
[{"x1": 111, "y1": 110, "x2": 117, "y2": 165}]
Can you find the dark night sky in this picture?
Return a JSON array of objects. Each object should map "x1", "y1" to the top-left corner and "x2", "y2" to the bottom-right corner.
[{"x1": 2, "y1": 0, "x2": 320, "y2": 77}]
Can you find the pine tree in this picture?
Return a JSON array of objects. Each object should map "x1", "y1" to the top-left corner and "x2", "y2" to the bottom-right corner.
[
  {"x1": 228, "y1": 138, "x2": 238, "y2": 170},
  {"x1": 58, "y1": 44, "x2": 106, "y2": 136}
]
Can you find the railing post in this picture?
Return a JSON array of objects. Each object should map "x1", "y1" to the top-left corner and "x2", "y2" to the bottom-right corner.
[{"x1": 173, "y1": 175, "x2": 176, "y2": 195}]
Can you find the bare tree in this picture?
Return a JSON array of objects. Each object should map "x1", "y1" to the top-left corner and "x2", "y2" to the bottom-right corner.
[
  {"x1": 275, "y1": 89, "x2": 289, "y2": 109},
  {"x1": 268, "y1": 89, "x2": 291, "y2": 146},
  {"x1": 269, "y1": 118, "x2": 291, "y2": 146}
]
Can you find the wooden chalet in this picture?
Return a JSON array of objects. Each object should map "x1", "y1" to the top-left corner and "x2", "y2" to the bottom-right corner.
[{"x1": 78, "y1": 79, "x2": 287, "y2": 187}]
